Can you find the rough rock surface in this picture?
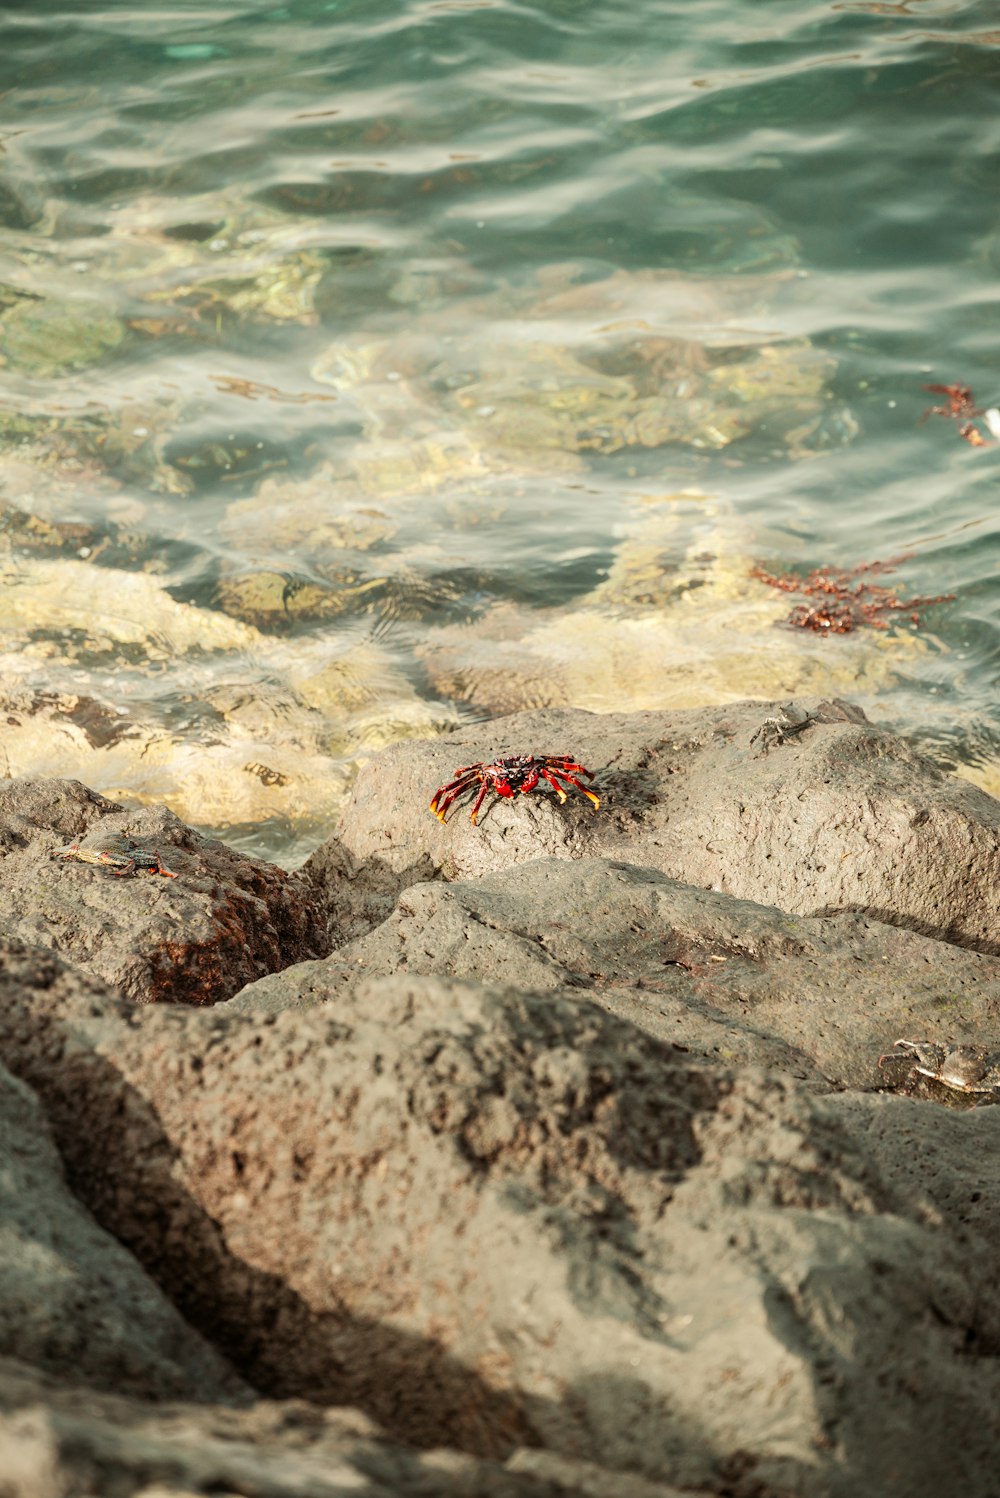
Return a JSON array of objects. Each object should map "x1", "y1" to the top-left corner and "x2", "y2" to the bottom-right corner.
[
  {"x1": 5, "y1": 698, "x2": 1000, "y2": 1497},
  {"x1": 0, "y1": 1357, "x2": 693, "y2": 1498},
  {"x1": 0, "y1": 777, "x2": 324, "y2": 1002},
  {"x1": 0, "y1": 1052, "x2": 246, "y2": 1404},
  {"x1": 327, "y1": 700, "x2": 1000, "y2": 952},
  {"x1": 232, "y1": 857, "x2": 1000, "y2": 1091},
  {"x1": 4, "y1": 942, "x2": 1000, "y2": 1496}
]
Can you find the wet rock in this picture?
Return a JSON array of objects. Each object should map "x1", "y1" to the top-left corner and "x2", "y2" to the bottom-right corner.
[
  {"x1": 0, "y1": 683, "x2": 354, "y2": 835},
  {"x1": 239, "y1": 857, "x2": 1000, "y2": 1091},
  {"x1": 0, "y1": 1357, "x2": 685, "y2": 1498},
  {"x1": 417, "y1": 582, "x2": 925, "y2": 721},
  {"x1": 0, "y1": 629, "x2": 458, "y2": 836},
  {"x1": 3, "y1": 946, "x2": 1000, "y2": 1494},
  {"x1": 1, "y1": 553, "x2": 260, "y2": 660},
  {"x1": 0, "y1": 1056, "x2": 246, "y2": 1403},
  {"x1": 0, "y1": 779, "x2": 323, "y2": 1003},
  {"x1": 412, "y1": 504, "x2": 936, "y2": 722},
  {"x1": 332, "y1": 700, "x2": 1000, "y2": 952}
]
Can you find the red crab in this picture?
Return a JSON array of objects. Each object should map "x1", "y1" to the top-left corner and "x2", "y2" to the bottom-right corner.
[{"x1": 429, "y1": 753, "x2": 601, "y2": 825}]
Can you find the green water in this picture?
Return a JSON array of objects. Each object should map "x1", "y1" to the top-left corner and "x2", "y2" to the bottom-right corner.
[{"x1": 1, "y1": 0, "x2": 998, "y2": 862}]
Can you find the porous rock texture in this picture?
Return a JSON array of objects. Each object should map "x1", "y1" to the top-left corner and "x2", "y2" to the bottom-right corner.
[
  {"x1": 0, "y1": 1357, "x2": 692, "y2": 1498},
  {"x1": 4, "y1": 699, "x2": 1000, "y2": 1497},
  {"x1": 4, "y1": 942, "x2": 1000, "y2": 1495},
  {"x1": 0, "y1": 776, "x2": 324, "y2": 1002},
  {"x1": 0, "y1": 1052, "x2": 246, "y2": 1403},
  {"x1": 232, "y1": 856, "x2": 1000, "y2": 1091},
  {"x1": 326, "y1": 699, "x2": 1000, "y2": 952}
]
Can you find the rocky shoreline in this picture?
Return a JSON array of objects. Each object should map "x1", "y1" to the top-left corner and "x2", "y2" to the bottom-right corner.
[{"x1": 2, "y1": 698, "x2": 1000, "y2": 1496}]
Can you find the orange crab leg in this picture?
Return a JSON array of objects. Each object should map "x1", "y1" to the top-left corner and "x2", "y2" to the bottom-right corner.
[
  {"x1": 430, "y1": 772, "x2": 481, "y2": 822},
  {"x1": 543, "y1": 767, "x2": 601, "y2": 809},
  {"x1": 539, "y1": 767, "x2": 569, "y2": 803},
  {"x1": 541, "y1": 757, "x2": 595, "y2": 779},
  {"x1": 469, "y1": 779, "x2": 491, "y2": 825}
]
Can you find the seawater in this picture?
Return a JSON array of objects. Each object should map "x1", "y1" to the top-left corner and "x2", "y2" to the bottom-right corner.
[{"x1": 1, "y1": 0, "x2": 998, "y2": 863}]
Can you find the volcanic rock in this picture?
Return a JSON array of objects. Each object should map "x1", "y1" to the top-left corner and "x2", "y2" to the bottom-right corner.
[
  {"x1": 4, "y1": 942, "x2": 1000, "y2": 1494},
  {"x1": 0, "y1": 1053, "x2": 245, "y2": 1404},
  {"x1": 327, "y1": 700, "x2": 1000, "y2": 952},
  {"x1": 0, "y1": 1356, "x2": 692, "y2": 1498},
  {"x1": 233, "y1": 856, "x2": 1000, "y2": 1092},
  {"x1": 0, "y1": 777, "x2": 323, "y2": 1003}
]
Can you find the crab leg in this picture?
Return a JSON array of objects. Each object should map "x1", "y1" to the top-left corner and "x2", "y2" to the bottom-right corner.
[
  {"x1": 538, "y1": 767, "x2": 568, "y2": 803},
  {"x1": 430, "y1": 773, "x2": 481, "y2": 822},
  {"x1": 544, "y1": 767, "x2": 601, "y2": 809},
  {"x1": 469, "y1": 780, "x2": 491, "y2": 825},
  {"x1": 878, "y1": 1039, "x2": 915, "y2": 1068},
  {"x1": 51, "y1": 842, "x2": 82, "y2": 860},
  {"x1": 430, "y1": 766, "x2": 479, "y2": 814}
]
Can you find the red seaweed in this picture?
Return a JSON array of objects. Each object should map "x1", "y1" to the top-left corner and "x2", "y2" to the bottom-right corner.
[
  {"x1": 920, "y1": 382, "x2": 995, "y2": 447},
  {"x1": 750, "y1": 554, "x2": 954, "y2": 634}
]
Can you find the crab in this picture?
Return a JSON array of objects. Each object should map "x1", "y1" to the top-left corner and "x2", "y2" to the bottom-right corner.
[
  {"x1": 51, "y1": 831, "x2": 178, "y2": 878},
  {"x1": 878, "y1": 1038, "x2": 1000, "y2": 1101},
  {"x1": 749, "y1": 702, "x2": 819, "y2": 754},
  {"x1": 430, "y1": 753, "x2": 601, "y2": 825}
]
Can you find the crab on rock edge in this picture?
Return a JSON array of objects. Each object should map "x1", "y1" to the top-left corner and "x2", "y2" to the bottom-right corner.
[
  {"x1": 878, "y1": 1038, "x2": 1000, "y2": 1100},
  {"x1": 430, "y1": 754, "x2": 601, "y2": 825}
]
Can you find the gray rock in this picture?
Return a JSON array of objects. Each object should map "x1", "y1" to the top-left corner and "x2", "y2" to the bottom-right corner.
[
  {"x1": 303, "y1": 834, "x2": 442, "y2": 947},
  {"x1": 233, "y1": 856, "x2": 1000, "y2": 1092},
  {"x1": 0, "y1": 1356, "x2": 691, "y2": 1498},
  {"x1": 0, "y1": 777, "x2": 324, "y2": 1002},
  {"x1": 0, "y1": 1056, "x2": 245, "y2": 1403},
  {"x1": 4, "y1": 944, "x2": 1000, "y2": 1495},
  {"x1": 328, "y1": 701, "x2": 1000, "y2": 952}
]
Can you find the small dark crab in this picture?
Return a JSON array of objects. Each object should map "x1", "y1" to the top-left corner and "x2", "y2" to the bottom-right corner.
[
  {"x1": 430, "y1": 754, "x2": 601, "y2": 825},
  {"x1": 749, "y1": 702, "x2": 819, "y2": 754},
  {"x1": 51, "y1": 831, "x2": 178, "y2": 878},
  {"x1": 878, "y1": 1038, "x2": 1000, "y2": 1102}
]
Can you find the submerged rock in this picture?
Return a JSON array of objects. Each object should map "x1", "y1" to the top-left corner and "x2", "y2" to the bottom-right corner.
[{"x1": 0, "y1": 296, "x2": 126, "y2": 376}]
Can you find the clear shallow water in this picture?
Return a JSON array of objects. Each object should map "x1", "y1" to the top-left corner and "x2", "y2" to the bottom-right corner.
[{"x1": 1, "y1": 0, "x2": 998, "y2": 863}]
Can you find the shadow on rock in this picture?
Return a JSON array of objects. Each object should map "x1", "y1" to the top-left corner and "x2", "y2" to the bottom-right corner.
[
  {"x1": 0, "y1": 1030, "x2": 548, "y2": 1458},
  {"x1": 302, "y1": 839, "x2": 444, "y2": 948}
]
